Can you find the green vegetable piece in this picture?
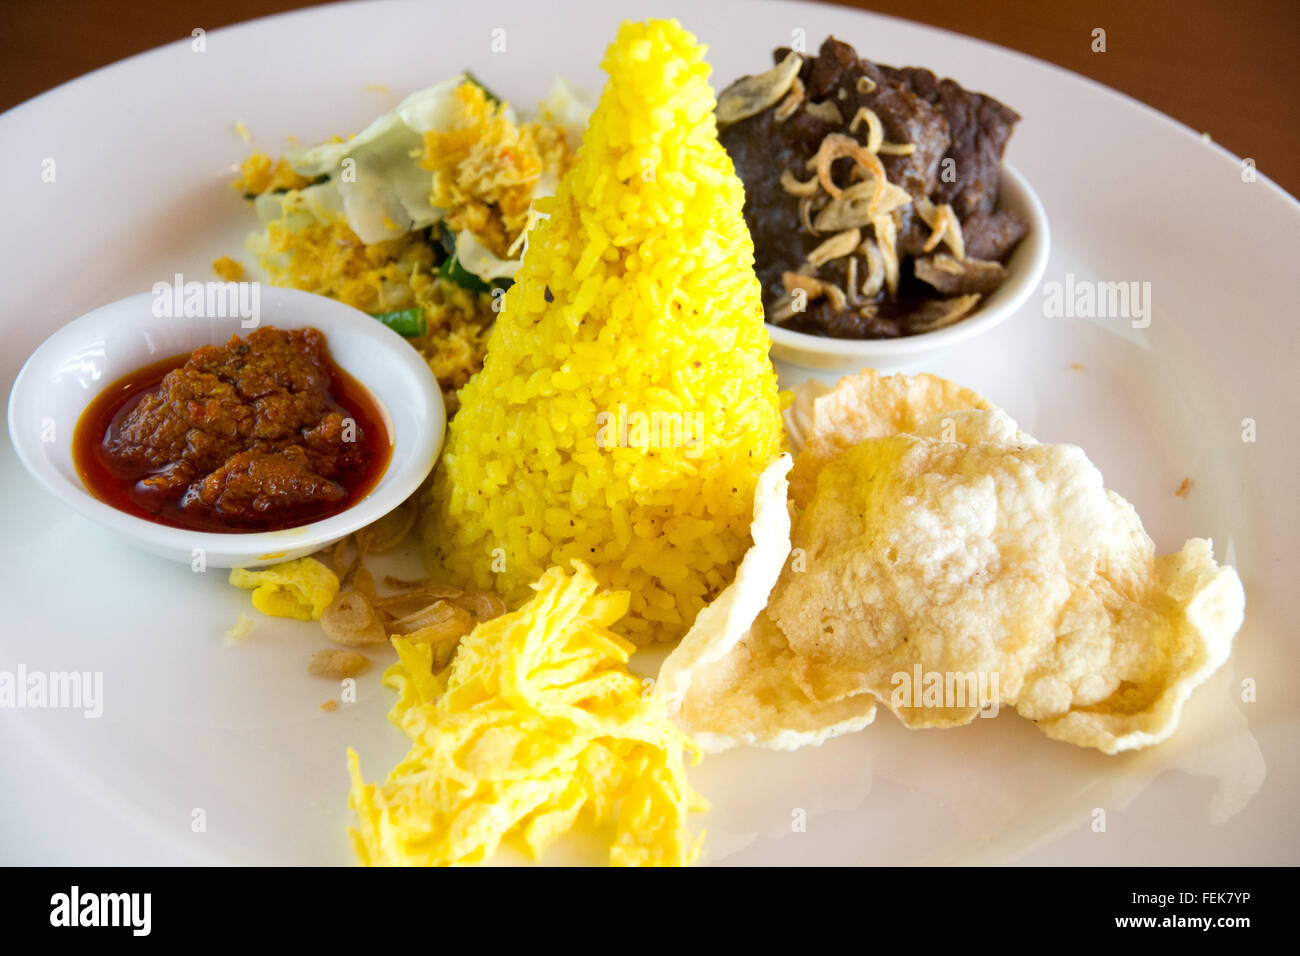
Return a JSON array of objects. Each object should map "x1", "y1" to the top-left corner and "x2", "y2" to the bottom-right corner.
[
  {"x1": 438, "y1": 252, "x2": 492, "y2": 294},
  {"x1": 463, "y1": 71, "x2": 502, "y2": 106},
  {"x1": 436, "y1": 222, "x2": 458, "y2": 257},
  {"x1": 369, "y1": 307, "x2": 426, "y2": 337}
]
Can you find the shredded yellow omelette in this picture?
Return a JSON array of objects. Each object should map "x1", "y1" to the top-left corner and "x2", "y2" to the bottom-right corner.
[{"x1": 347, "y1": 562, "x2": 707, "y2": 866}]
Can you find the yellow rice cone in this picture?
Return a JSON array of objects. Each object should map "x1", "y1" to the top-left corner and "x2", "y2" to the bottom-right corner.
[{"x1": 423, "y1": 19, "x2": 784, "y2": 643}]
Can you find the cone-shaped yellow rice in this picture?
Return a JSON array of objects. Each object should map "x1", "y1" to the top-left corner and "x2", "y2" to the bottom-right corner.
[{"x1": 423, "y1": 19, "x2": 784, "y2": 642}]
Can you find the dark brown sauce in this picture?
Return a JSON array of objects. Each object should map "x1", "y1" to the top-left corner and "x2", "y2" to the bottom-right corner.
[{"x1": 72, "y1": 343, "x2": 391, "y2": 534}]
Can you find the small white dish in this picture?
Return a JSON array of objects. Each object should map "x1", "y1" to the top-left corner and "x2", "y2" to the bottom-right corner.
[
  {"x1": 7, "y1": 286, "x2": 444, "y2": 568},
  {"x1": 767, "y1": 162, "x2": 1051, "y2": 371}
]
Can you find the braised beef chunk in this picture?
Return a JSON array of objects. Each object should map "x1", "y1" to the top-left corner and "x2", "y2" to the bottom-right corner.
[
  {"x1": 914, "y1": 254, "x2": 1008, "y2": 296},
  {"x1": 933, "y1": 79, "x2": 1020, "y2": 218},
  {"x1": 869, "y1": 69, "x2": 949, "y2": 198},
  {"x1": 896, "y1": 205, "x2": 934, "y2": 259},
  {"x1": 789, "y1": 303, "x2": 906, "y2": 340},
  {"x1": 878, "y1": 64, "x2": 1021, "y2": 218},
  {"x1": 722, "y1": 35, "x2": 1030, "y2": 339},
  {"x1": 798, "y1": 36, "x2": 854, "y2": 99},
  {"x1": 962, "y1": 208, "x2": 1030, "y2": 261}
]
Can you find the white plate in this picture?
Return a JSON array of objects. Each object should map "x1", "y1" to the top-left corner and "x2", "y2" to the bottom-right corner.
[{"x1": 1, "y1": 0, "x2": 1296, "y2": 866}]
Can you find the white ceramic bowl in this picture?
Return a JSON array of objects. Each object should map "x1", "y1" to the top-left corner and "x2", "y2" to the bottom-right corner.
[
  {"x1": 7, "y1": 286, "x2": 444, "y2": 568},
  {"x1": 767, "y1": 162, "x2": 1050, "y2": 371}
]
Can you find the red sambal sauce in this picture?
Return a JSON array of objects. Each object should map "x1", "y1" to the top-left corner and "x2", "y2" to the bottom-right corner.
[{"x1": 72, "y1": 326, "x2": 391, "y2": 534}]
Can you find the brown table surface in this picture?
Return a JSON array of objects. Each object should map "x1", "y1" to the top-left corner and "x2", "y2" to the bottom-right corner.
[{"x1": 3, "y1": 0, "x2": 1297, "y2": 197}]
